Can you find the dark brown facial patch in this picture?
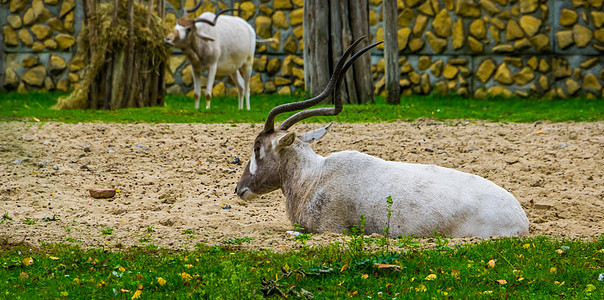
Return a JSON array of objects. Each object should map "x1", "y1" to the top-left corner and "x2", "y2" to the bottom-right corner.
[{"x1": 177, "y1": 17, "x2": 194, "y2": 27}]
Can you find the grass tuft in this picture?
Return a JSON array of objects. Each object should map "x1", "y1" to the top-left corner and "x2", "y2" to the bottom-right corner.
[{"x1": 0, "y1": 92, "x2": 602, "y2": 123}]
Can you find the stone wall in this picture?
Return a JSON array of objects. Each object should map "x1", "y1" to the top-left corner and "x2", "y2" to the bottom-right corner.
[
  {"x1": 369, "y1": 0, "x2": 604, "y2": 98},
  {"x1": 2, "y1": 0, "x2": 604, "y2": 99},
  {"x1": 1, "y1": 0, "x2": 83, "y2": 93}
]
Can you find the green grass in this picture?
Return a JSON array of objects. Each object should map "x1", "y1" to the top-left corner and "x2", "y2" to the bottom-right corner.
[
  {"x1": 1, "y1": 236, "x2": 602, "y2": 299},
  {"x1": 1, "y1": 92, "x2": 603, "y2": 297},
  {"x1": 0, "y1": 92, "x2": 602, "y2": 123},
  {"x1": 100, "y1": 228, "x2": 114, "y2": 236}
]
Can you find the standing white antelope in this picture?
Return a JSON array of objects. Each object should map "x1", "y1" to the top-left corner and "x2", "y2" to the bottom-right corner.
[
  {"x1": 235, "y1": 38, "x2": 530, "y2": 238},
  {"x1": 165, "y1": 0, "x2": 257, "y2": 110}
]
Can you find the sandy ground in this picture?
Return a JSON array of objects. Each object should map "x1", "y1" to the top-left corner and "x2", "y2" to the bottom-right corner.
[{"x1": 0, "y1": 120, "x2": 602, "y2": 251}]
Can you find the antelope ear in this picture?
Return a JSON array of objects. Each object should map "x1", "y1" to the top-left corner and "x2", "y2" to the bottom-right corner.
[
  {"x1": 273, "y1": 132, "x2": 296, "y2": 152},
  {"x1": 298, "y1": 122, "x2": 332, "y2": 144},
  {"x1": 196, "y1": 32, "x2": 215, "y2": 41}
]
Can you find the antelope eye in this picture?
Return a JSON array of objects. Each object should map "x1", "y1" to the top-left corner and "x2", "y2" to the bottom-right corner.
[{"x1": 253, "y1": 146, "x2": 260, "y2": 153}]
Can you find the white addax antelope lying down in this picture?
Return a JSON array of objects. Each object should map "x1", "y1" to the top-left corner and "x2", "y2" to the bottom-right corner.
[
  {"x1": 236, "y1": 38, "x2": 529, "y2": 238},
  {"x1": 165, "y1": 0, "x2": 263, "y2": 110}
]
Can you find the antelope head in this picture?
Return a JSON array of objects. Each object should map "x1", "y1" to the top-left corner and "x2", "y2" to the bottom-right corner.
[
  {"x1": 165, "y1": 0, "x2": 238, "y2": 47},
  {"x1": 235, "y1": 38, "x2": 382, "y2": 200}
]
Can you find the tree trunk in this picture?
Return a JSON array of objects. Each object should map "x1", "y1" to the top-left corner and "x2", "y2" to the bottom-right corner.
[
  {"x1": 383, "y1": 0, "x2": 400, "y2": 104},
  {"x1": 348, "y1": 0, "x2": 374, "y2": 104},
  {"x1": 84, "y1": 0, "x2": 99, "y2": 109},
  {"x1": 121, "y1": 0, "x2": 136, "y2": 108},
  {"x1": 304, "y1": 0, "x2": 375, "y2": 104},
  {"x1": 103, "y1": 0, "x2": 119, "y2": 110},
  {"x1": 338, "y1": 0, "x2": 358, "y2": 104}
]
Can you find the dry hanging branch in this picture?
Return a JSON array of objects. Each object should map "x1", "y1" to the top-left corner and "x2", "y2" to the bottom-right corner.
[{"x1": 54, "y1": 0, "x2": 169, "y2": 110}]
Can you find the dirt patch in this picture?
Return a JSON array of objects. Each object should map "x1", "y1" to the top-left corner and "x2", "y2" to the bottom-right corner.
[{"x1": 0, "y1": 120, "x2": 602, "y2": 250}]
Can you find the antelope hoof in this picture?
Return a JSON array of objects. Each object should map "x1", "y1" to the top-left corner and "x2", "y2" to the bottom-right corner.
[{"x1": 205, "y1": 95, "x2": 211, "y2": 109}]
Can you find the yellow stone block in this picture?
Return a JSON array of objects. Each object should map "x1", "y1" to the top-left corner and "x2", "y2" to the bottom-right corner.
[
  {"x1": 530, "y1": 34, "x2": 550, "y2": 51},
  {"x1": 212, "y1": 82, "x2": 225, "y2": 97},
  {"x1": 31, "y1": 24, "x2": 53, "y2": 40},
  {"x1": 249, "y1": 73, "x2": 264, "y2": 94},
  {"x1": 494, "y1": 63, "x2": 512, "y2": 85},
  {"x1": 467, "y1": 36, "x2": 484, "y2": 53},
  {"x1": 476, "y1": 59, "x2": 497, "y2": 83},
  {"x1": 369, "y1": 10, "x2": 378, "y2": 26},
  {"x1": 506, "y1": 20, "x2": 525, "y2": 41},
  {"x1": 432, "y1": 9, "x2": 452, "y2": 38},
  {"x1": 284, "y1": 35, "x2": 297, "y2": 53},
  {"x1": 583, "y1": 74, "x2": 602, "y2": 91},
  {"x1": 442, "y1": 64, "x2": 458, "y2": 80},
  {"x1": 290, "y1": 8, "x2": 304, "y2": 26},
  {"x1": 398, "y1": 28, "x2": 412, "y2": 50},
  {"x1": 255, "y1": 16, "x2": 273, "y2": 38},
  {"x1": 274, "y1": 0, "x2": 293, "y2": 10},
  {"x1": 3, "y1": 26, "x2": 18, "y2": 46},
  {"x1": 7, "y1": 14, "x2": 22, "y2": 29},
  {"x1": 519, "y1": 15, "x2": 541, "y2": 37},
  {"x1": 408, "y1": 38, "x2": 424, "y2": 52},
  {"x1": 22, "y1": 65, "x2": 47, "y2": 86},
  {"x1": 18, "y1": 29, "x2": 34, "y2": 46},
  {"x1": 277, "y1": 86, "x2": 291, "y2": 95},
  {"x1": 573, "y1": 24, "x2": 593, "y2": 48},
  {"x1": 272, "y1": 11, "x2": 289, "y2": 29},
  {"x1": 398, "y1": 9, "x2": 414, "y2": 27},
  {"x1": 426, "y1": 31, "x2": 447, "y2": 53},
  {"x1": 519, "y1": 0, "x2": 539, "y2": 14},
  {"x1": 513, "y1": 67, "x2": 535, "y2": 86},
  {"x1": 560, "y1": 9, "x2": 578, "y2": 27},
  {"x1": 469, "y1": 19, "x2": 487, "y2": 39},
  {"x1": 452, "y1": 19, "x2": 464, "y2": 50},
  {"x1": 592, "y1": 11, "x2": 604, "y2": 28},
  {"x1": 239, "y1": 1, "x2": 256, "y2": 20},
  {"x1": 55, "y1": 33, "x2": 76, "y2": 49},
  {"x1": 418, "y1": 56, "x2": 431, "y2": 71}
]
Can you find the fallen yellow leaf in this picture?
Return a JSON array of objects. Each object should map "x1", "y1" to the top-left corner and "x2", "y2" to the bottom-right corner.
[
  {"x1": 132, "y1": 290, "x2": 142, "y2": 299},
  {"x1": 49, "y1": 256, "x2": 59, "y2": 260},
  {"x1": 425, "y1": 274, "x2": 437, "y2": 280},
  {"x1": 415, "y1": 284, "x2": 427, "y2": 292},
  {"x1": 119, "y1": 266, "x2": 126, "y2": 272},
  {"x1": 340, "y1": 264, "x2": 349, "y2": 273},
  {"x1": 585, "y1": 284, "x2": 596, "y2": 292},
  {"x1": 496, "y1": 279, "x2": 507, "y2": 285},
  {"x1": 487, "y1": 259, "x2": 496, "y2": 268},
  {"x1": 361, "y1": 274, "x2": 369, "y2": 279},
  {"x1": 180, "y1": 272, "x2": 192, "y2": 282},
  {"x1": 22, "y1": 257, "x2": 34, "y2": 266},
  {"x1": 157, "y1": 277, "x2": 166, "y2": 286},
  {"x1": 550, "y1": 267, "x2": 557, "y2": 273},
  {"x1": 556, "y1": 249, "x2": 564, "y2": 254}
]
